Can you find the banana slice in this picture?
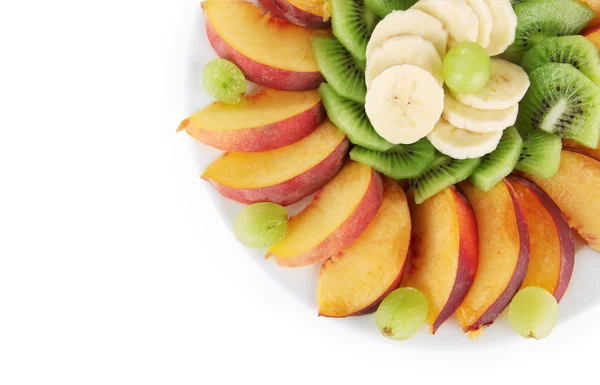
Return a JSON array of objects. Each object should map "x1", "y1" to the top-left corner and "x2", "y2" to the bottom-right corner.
[
  {"x1": 451, "y1": 59, "x2": 530, "y2": 110},
  {"x1": 366, "y1": 9, "x2": 448, "y2": 59},
  {"x1": 366, "y1": 65, "x2": 444, "y2": 145},
  {"x1": 465, "y1": 0, "x2": 493, "y2": 49},
  {"x1": 427, "y1": 119, "x2": 503, "y2": 159},
  {"x1": 483, "y1": 0, "x2": 517, "y2": 56},
  {"x1": 365, "y1": 35, "x2": 443, "y2": 89},
  {"x1": 412, "y1": 0, "x2": 479, "y2": 48},
  {"x1": 443, "y1": 93, "x2": 518, "y2": 133}
]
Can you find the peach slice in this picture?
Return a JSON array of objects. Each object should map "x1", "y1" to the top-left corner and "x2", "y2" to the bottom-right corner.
[
  {"x1": 402, "y1": 187, "x2": 478, "y2": 334},
  {"x1": 456, "y1": 180, "x2": 530, "y2": 334},
  {"x1": 507, "y1": 177, "x2": 575, "y2": 302},
  {"x1": 178, "y1": 89, "x2": 325, "y2": 152},
  {"x1": 563, "y1": 138, "x2": 600, "y2": 161},
  {"x1": 260, "y1": 0, "x2": 331, "y2": 28},
  {"x1": 204, "y1": 0, "x2": 327, "y2": 91},
  {"x1": 268, "y1": 161, "x2": 383, "y2": 267},
  {"x1": 524, "y1": 150, "x2": 600, "y2": 251},
  {"x1": 317, "y1": 178, "x2": 411, "y2": 317},
  {"x1": 202, "y1": 120, "x2": 348, "y2": 206}
]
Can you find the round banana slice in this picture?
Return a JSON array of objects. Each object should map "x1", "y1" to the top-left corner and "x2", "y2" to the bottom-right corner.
[
  {"x1": 366, "y1": 9, "x2": 448, "y2": 59},
  {"x1": 427, "y1": 119, "x2": 503, "y2": 159},
  {"x1": 450, "y1": 59, "x2": 530, "y2": 110},
  {"x1": 366, "y1": 65, "x2": 444, "y2": 145},
  {"x1": 465, "y1": 0, "x2": 494, "y2": 49},
  {"x1": 412, "y1": 0, "x2": 479, "y2": 48},
  {"x1": 365, "y1": 35, "x2": 443, "y2": 89},
  {"x1": 443, "y1": 93, "x2": 518, "y2": 133},
  {"x1": 483, "y1": 0, "x2": 517, "y2": 56}
]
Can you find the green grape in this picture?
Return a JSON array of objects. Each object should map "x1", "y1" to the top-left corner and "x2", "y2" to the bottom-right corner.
[
  {"x1": 509, "y1": 287, "x2": 559, "y2": 340},
  {"x1": 375, "y1": 287, "x2": 428, "y2": 340},
  {"x1": 203, "y1": 58, "x2": 247, "y2": 104},
  {"x1": 443, "y1": 42, "x2": 491, "y2": 94},
  {"x1": 234, "y1": 203, "x2": 289, "y2": 248}
]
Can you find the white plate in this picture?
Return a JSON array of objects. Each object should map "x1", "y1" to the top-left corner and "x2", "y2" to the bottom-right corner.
[{"x1": 182, "y1": 4, "x2": 600, "y2": 350}]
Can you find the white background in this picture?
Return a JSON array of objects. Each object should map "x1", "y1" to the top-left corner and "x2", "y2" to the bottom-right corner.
[{"x1": 0, "y1": 0, "x2": 599, "y2": 384}]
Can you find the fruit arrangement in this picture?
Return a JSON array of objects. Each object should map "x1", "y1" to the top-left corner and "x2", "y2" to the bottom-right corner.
[{"x1": 179, "y1": 0, "x2": 600, "y2": 341}]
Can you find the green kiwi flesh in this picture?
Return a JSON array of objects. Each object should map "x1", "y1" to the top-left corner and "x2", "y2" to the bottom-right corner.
[
  {"x1": 504, "y1": 0, "x2": 594, "y2": 63},
  {"x1": 331, "y1": 0, "x2": 379, "y2": 64},
  {"x1": 311, "y1": 37, "x2": 366, "y2": 104},
  {"x1": 319, "y1": 83, "x2": 393, "y2": 151},
  {"x1": 409, "y1": 154, "x2": 481, "y2": 204},
  {"x1": 469, "y1": 127, "x2": 523, "y2": 192},
  {"x1": 350, "y1": 138, "x2": 436, "y2": 179},
  {"x1": 364, "y1": 0, "x2": 417, "y2": 18},
  {"x1": 520, "y1": 36, "x2": 600, "y2": 86},
  {"x1": 514, "y1": 123, "x2": 562, "y2": 178},
  {"x1": 518, "y1": 62, "x2": 600, "y2": 148}
]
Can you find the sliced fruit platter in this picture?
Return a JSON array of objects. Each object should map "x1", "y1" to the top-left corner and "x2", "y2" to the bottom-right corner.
[{"x1": 179, "y1": 0, "x2": 600, "y2": 343}]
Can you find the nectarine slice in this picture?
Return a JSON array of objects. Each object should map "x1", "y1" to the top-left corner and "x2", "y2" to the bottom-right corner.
[
  {"x1": 268, "y1": 161, "x2": 383, "y2": 267},
  {"x1": 507, "y1": 177, "x2": 574, "y2": 302},
  {"x1": 260, "y1": 0, "x2": 331, "y2": 29},
  {"x1": 204, "y1": 0, "x2": 327, "y2": 90},
  {"x1": 178, "y1": 89, "x2": 325, "y2": 152},
  {"x1": 403, "y1": 187, "x2": 478, "y2": 334},
  {"x1": 457, "y1": 180, "x2": 530, "y2": 333},
  {"x1": 524, "y1": 149, "x2": 600, "y2": 251},
  {"x1": 202, "y1": 120, "x2": 348, "y2": 206},
  {"x1": 563, "y1": 138, "x2": 600, "y2": 161},
  {"x1": 317, "y1": 178, "x2": 411, "y2": 317}
]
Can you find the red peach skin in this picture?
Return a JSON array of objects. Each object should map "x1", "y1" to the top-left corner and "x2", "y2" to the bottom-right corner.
[
  {"x1": 268, "y1": 162, "x2": 384, "y2": 267},
  {"x1": 507, "y1": 176, "x2": 575, "y2": 302},
  {"x1": 259, "y1": 0, "x2": 331, "y2": 28}
]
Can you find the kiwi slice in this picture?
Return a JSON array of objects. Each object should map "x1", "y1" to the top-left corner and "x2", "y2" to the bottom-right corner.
[
  {"x1": 409, "y1": 154, "x2": 481, "y2": 204},
  {"x1": 521, "y1": 36, "x2": 600, "y2": 86},
  {"x1": 469, "y1": 127, "x2": 523, "y2": 192},
  {"x1": 331, "y1": 0, "x2": 380, "y2": 64},
  {"x1": 514, "y1": 124, "x2": 562, "y2": 178},
  {"x1": 504, "y1": 0, "x2": 593, "y2": 63},
  {"x1": 350, "y1": 138, "x2": 436, "y2": 179},
  {"x1": 312, "y1": 37, "x2": 366, "y2": 104},
  {"x1": 518, "y1": 62, "x2": 600, "y2": 148},
  {"x1": 364, "y1": 0, "x2": 417, "y2": 18},
  {"x1": 319, "y1": 83, "x2": 394, "y2": 151}
]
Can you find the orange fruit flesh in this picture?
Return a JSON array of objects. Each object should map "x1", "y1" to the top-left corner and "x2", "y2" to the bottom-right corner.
[
  {"x1": 317, "y1": 179, "x2": 411, "y2": 317},
  {"x1": 511, "y1": 182, "x2": 561, "y2": 294},
  {"x1": 268, "y1": 161, "x2": 373, "y2": 258},
  {"x1": 202, "y1": 120, "x2": 345, "y2": 188},
  {"x1": 403, "y1": 188, "x2": 459, "y2": 327},
  {"x1": 456, "y1": 182, "x2": 521, "y2": 329},
  {"x1": 188, "y1": 89, "x2": 322, "y2": 131}
]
